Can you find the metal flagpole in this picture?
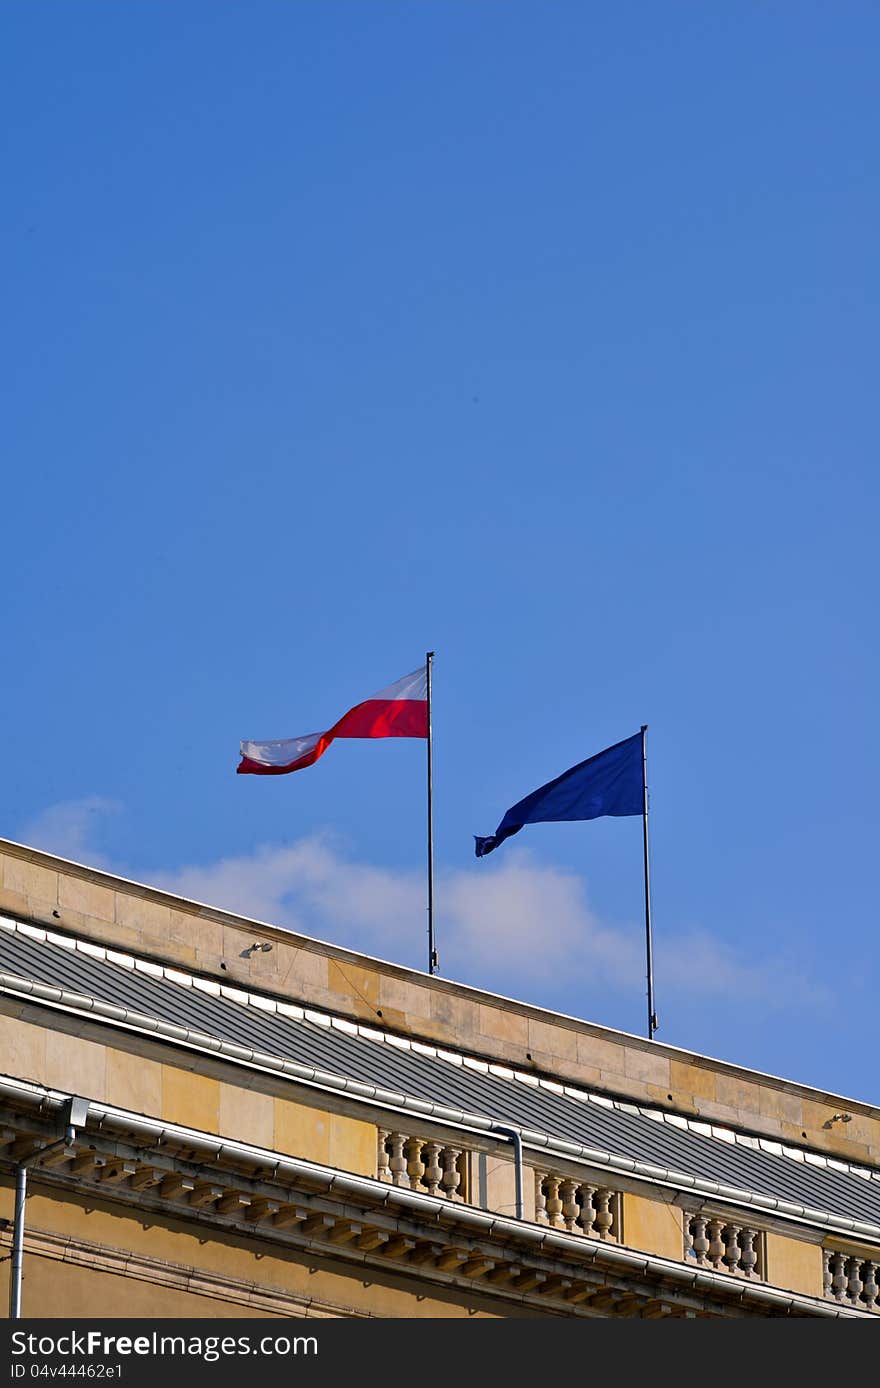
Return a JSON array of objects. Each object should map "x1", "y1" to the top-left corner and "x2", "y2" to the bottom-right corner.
[
  {"x1": 641, "y1": 724, "x2": 657, "y2": 1040},
  {"x1": 426, "y1": 651, "x2": 437, "y2": 975}
]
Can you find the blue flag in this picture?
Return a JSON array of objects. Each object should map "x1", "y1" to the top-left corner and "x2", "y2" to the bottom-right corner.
[{"x1": 474, "y1": 732, "x2": 643, "y2": 857}]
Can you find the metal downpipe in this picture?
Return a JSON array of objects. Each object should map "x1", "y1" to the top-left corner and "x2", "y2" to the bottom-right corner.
[
  {"x1": 489, "y1": 1123, "x2": 524, "y2": 1221},
  {"x1": 8, "y1": 1096, "x2": 89, "y2": 1320},
  {"x1": 9, "y1": 1165, "x2": 27, "y2": 1320}
]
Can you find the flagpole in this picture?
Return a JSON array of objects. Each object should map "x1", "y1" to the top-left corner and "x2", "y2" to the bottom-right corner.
[
  {"x1": 426, "y1": 651, "x2": 437, "y2": 976},
  {"x1": 641, "y1": 724, "x2": 657, "y2": 1040}
]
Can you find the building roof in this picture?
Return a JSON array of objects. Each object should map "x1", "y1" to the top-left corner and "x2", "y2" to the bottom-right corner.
[{"x1": 2, "y1": 916, "x2": 879, "y2": 1238}]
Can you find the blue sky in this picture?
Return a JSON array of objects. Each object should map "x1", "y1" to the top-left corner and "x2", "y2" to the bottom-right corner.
[{"x1": 3, "y1": 3, "x2": 878, "y2": 1105}]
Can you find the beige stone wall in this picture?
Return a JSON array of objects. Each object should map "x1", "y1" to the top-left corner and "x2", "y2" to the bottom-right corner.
[
  {"x1": 472, "y1": 1152, "x2": 520, "y2": 1221},
  {"x1": 0, "y1": 1257, "x2": 286, "y2": 1319},
  {"x1": 0, "y1": 1012, "x2": 377, "y2": 1177},
  {"x1": 764, "y1": 1232, "x2": 824, "y2": 1299},
  {"x1": 621, "y1": 1192, "x2": 686, "y2": 1263},
  {"x1": 3, "y1": 839, "x2": 879, "y2": 1165},
  {"x1": 0, "y1": 1182, "x2": 498, "y2": 1319}
]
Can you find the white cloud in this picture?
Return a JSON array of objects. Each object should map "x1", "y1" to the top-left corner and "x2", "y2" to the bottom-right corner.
[
  {"x1": 155, "y1": 835, "x2": 831, "y2": 1015},
  {"x1": 17, "y1": 796, "x2": 120, "y2": 867},
  {"x1": 155, "y1": 836, "x2": 643, "y2": 989},
  {"x1": 655, "y1": 929, "x2": 828, "y2": 1011},
  {"x1": 442, "y1": 857, "x2": 643, "y2": 988},
  {"x1": 18, "y1": 798, "x2": 830, "y2": 1017}
]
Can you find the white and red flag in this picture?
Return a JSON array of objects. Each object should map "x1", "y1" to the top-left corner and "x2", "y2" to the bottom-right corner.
[{"x1": 237, "y1": 666, "x2": 428, "y2": 775}]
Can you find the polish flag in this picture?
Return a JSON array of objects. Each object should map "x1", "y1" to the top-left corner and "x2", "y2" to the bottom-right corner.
[{"x1": 237, "y1": 666, "x2": 428, "y2": 775}]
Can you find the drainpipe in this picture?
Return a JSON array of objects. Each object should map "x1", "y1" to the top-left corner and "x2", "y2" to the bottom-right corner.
[
  {"x1": 489, "y1": 1123, "x2": 524, "y2": 1221},
  {"x1": 9, "y1": 1096, "x2": 89, "y2": 1320}
]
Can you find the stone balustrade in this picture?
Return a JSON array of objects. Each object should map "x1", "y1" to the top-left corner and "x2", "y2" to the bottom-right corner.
[
  {"x1": 823, "y1": 1250, "x2": 879, "y2": 1312},
  {"x1": 533, "y1": 1171, "x2": 620, "y2": 1240},
  {"x1": 683, "y1": 1214, "x2": 762, "y2": 1278},
  {"x1": 377, "y1": 1136, "x2": 623, "y2": 1241},
  {"x1": 377, "y1": 1129, "x2": 468, "y2": 1201}
]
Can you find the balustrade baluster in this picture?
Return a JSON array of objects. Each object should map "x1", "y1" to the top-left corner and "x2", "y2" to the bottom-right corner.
[
  {"x1": 683, "y1": 1215, "x2": 694, "y2": 1261},
  {"x1": 423, "y1": 1141, "x2": 442, "y2": 1197},
  {"x1": 377, "y1": 1129, "x2": 391, "y2": 1183},
  {"x1": 405, "y1": 1136, "x2": 426, "y2": 1191},
  {"x1": 439, "y1": 1146, "x2": 461, "y2": 1200},
  {"x1": 388, "y1": 1132, "x2": 408, "y2": 1187},
  {"x1": 534, "y1": 1172, "x2": 548, "y2": 1225},
  {"x1": 544, "y1": 1175, "x2": 563, "y2": 1229},
  {"x1": 594, "y1": 1188, "x2": 614, "y2": 1241},
  {"x1": 560, "y1": 1179, "x2": 579, "y2": 1233},
  {"x1": 862, "y1": 1261, "x2": 878, "y2": 1311},
  {"x1": 722, "y1": 1224, "x2": 742, "y2": 1275},
  {"x1": 830, "y1": 1251, "x2": 848, "y2": 1302},
  {"x1": 578, "y1": 1184, "x2": 597, "y2": 1237},
  {"x1": 739, "y1": 1227, "x2": 758, "y2": 1278},
  {"x1": 707, "y1": 1219, "x2": 725, "y2": 1270},
  {"x1": 847, "y1": 1257, "x2": 864, "y2": 1307},
  {"x1": 690, "y1": 1216, "x2": 709, "y2": 1266}
]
